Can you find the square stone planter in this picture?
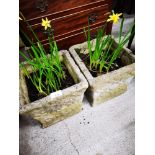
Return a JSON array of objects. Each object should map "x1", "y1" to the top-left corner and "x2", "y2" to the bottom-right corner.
[
  {"x1": 19, "y1": 50, "x2": 88, "y2": 128},
  {"x1": 69, "y1": 37, "x2": 135, "y2": 106}
]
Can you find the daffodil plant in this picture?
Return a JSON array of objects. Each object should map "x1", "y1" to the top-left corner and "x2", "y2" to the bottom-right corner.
[
  {"x1": 19, "y1": 12, "x2": 65, "y2": 96},
  {"x1": 107, "y1": 11, "x2": 122, "y2": 24},
  {"x1": 42, "y1": 17, "x2": 51, "y2": 30},
  {"x1": 84, "y1": 11, "x2": 135, "y2": 73}
]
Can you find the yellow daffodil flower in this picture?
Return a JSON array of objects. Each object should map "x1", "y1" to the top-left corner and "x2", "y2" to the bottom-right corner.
[
  {"x1": 41, "y1": 17, "x2": 51, "y2": 30},
  {"x1": 107, "y1": 12, "x2": 122, "y2": 24}
]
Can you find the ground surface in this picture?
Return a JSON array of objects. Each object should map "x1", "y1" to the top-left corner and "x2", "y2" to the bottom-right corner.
[
  {"x1": 20, "y1": 79, "x2": 135, "y2": 155},
  {"x1": 19, "y1": 15, "x2": 135, "y2": 155}
]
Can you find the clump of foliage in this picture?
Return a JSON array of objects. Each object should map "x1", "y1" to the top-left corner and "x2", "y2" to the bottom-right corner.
[
  {"x1": 19, "y1": 13, "x2": 65, "y2": 96},
  {"x1": 84, "y1": 11, "x2": 135, "y2": 73}
]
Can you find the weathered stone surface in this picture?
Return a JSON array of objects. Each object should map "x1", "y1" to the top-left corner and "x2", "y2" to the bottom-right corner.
[
  {"x1": 69, "y1": 37, "x2": 135, "y2": 106},
  {"x1": 19, "y1": 50, "x2": 88, "y2": 128}
]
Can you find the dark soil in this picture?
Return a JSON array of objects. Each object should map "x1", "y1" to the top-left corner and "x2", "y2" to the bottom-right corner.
[
  {"x1": 25, "y1": 65, "x2": 75, "y2": 102},
  {"x1": 76, "y1": 49, "x2": 125, "y2": 77}
]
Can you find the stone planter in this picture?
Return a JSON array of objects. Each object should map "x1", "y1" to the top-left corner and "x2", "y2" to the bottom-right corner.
[
  {"x1": 19, "y1": 50, "x2": 88, "y2": 128},
  {"x1": 69, "y1": 38, "x2": 135, "y2": 106}
]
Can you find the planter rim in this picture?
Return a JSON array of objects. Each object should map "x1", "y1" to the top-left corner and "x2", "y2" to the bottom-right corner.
[
  {"x1": 69, "y1": 37, "x2": 135, "y2": 86},
  {"x1": 19, "y1": 50, "x2": 88, "y2": 113}
]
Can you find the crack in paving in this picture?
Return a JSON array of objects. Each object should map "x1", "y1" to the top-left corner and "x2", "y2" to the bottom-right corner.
[{"x1": 64, "y1": 122, "x2": 80, "y2": 155}]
